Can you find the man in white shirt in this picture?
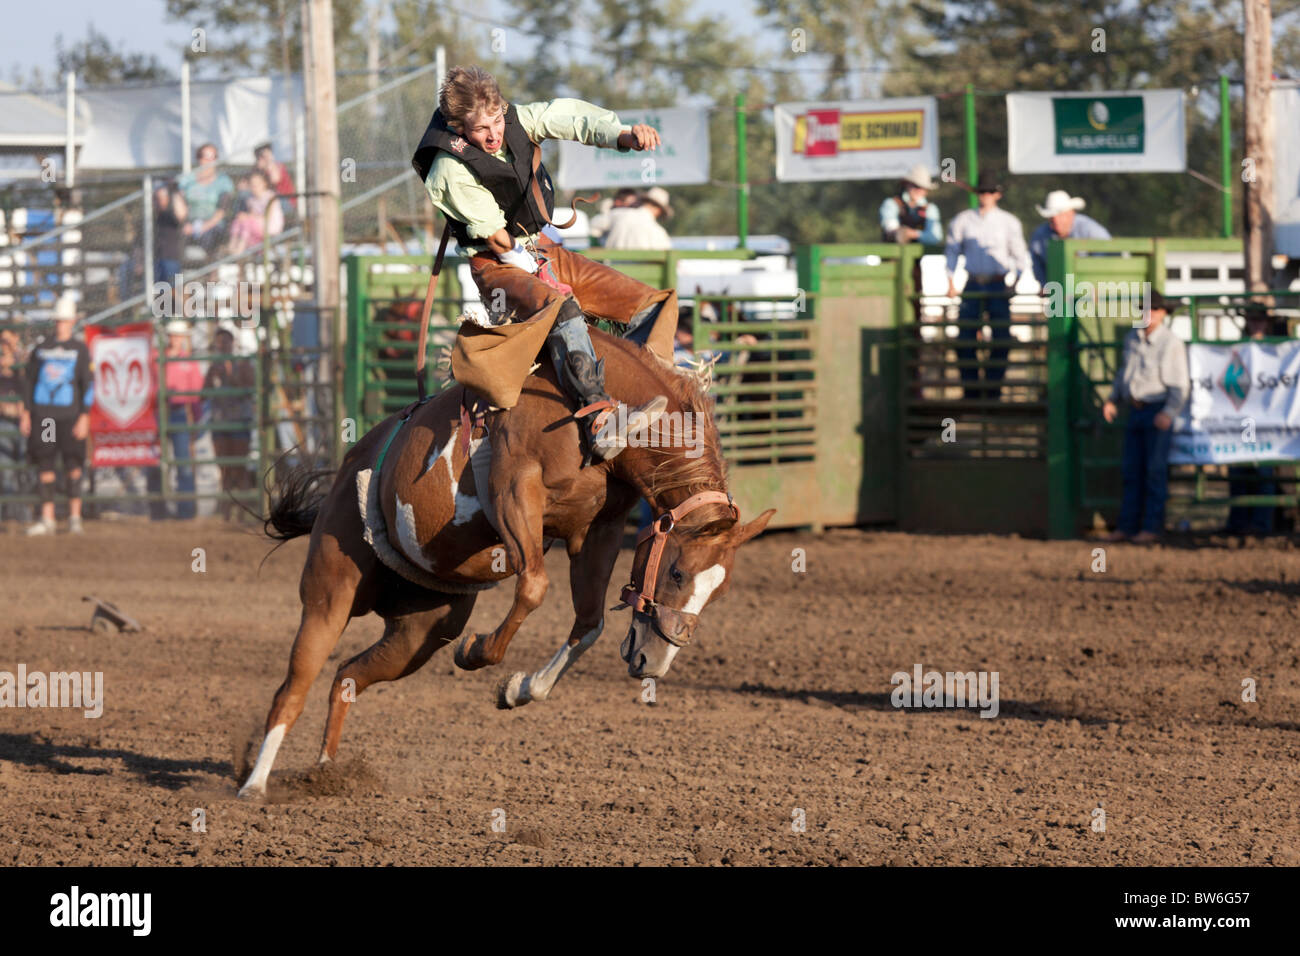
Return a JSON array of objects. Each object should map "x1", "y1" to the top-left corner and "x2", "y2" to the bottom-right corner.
[{"x1": 602, "y1": 186, "x2": 673, "y2": 250}]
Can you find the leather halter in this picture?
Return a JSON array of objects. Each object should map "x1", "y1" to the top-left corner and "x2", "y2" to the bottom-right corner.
[{"x1": 618, "y1": 491, "x2": 739, "y2": 641}]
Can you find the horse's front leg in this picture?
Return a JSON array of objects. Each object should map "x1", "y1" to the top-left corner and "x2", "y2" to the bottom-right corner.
[
  {"x1": 454, "y1": 468, "x2": 548, "y2": 670},
  {"x1": 497, "y1": 515, "x2": 624, "y2": 708}
]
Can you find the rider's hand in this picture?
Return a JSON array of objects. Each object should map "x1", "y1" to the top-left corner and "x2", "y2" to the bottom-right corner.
[
  {"x1": 618, "y1": 124, "x2": 661, "y2": 151},
  {"x1": 497, "y1": 241, "x2": 539, "y2": 274}
]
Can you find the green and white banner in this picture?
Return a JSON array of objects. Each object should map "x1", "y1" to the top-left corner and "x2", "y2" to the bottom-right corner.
[
  {"x1": 1006, "y1": 90, "x2": 1185, "y2": 174},
  {"x1": 1171, "y1": 341, "x2": 1300, "y2": 465},
  {"x1": 556, "y1": 107, "x2": 710, "y2": 190}
]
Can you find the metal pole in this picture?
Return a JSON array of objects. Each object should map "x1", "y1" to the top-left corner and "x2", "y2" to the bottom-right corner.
[
  {"x1": 142, "y1": 174, "x2": 155, "y2": 304},
  {"x1": 1220, "y1": 75, "x2": 1232, "y2": 239},
  {"x1": 736, "y1": 93, "x2": 749, "y2": 250},
  {"x1": 181, "y1": 60, "x2": 192, "y2": 173},
  {"x1": 436, "y1": 45, "x2": 446, "y2": 93},
  {"x1": 964, "y1": 83, "x2": 978, "y2": 210},
  {"x1": 65, "y1": 71, "x2": 76, "y2": 188}
]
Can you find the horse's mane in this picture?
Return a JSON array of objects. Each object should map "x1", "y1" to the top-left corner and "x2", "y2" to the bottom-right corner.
[{"x1": 596, "y1": 331, "x2": 732, "y2": 528}]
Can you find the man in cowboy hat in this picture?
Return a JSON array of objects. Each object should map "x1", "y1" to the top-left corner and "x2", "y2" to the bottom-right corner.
[
  {"x1": 20, "y1": 294, "x2": 93, "y2": 535},
  {"x1": 602, "y1": 185, "x2": 674, "y2": 251},
  {"x1": 879, "y1": 164, "x2": 942, "y2": 245},
  {"x1": 944, "y1": 171, "x2": 1032, "y2": 400},
  {"x1": 1102, "y1": 289, "x2": 1189, "y2": 544},
  {"x1": 1029, "y1": 189, "x2": 1110, "y2": 288}
]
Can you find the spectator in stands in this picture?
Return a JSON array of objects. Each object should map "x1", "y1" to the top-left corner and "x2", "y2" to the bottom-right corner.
[
  {"x1": 255, "y1": 142, "x2": 296, "y2": 213},
  {"x1": 153, "y1": 182, "x2": 188, "y2": 285},
  {"x1": 20, "y1": 295, "x2": 93, "y2": 536},
  {"x1": 603, "y1": 186, "x2": 673, "y2": 250},
  {"x1": 880, "y1": 165, "x2": 942, "y2": 244},
  {"x1": 0, "y1": 331, "x2": 31, "y2": 522},
  {"x1": 147, "y1": 320, "x2": 203, "y2": 520},
  {"x1": 944, "y1": 171, "x2": 1032, "y2": 400},
  {"x1": 1226, "y1": 305, "x2": 1285, "y2": 534},
  {"x1": 589, "y1": 188, "x2": 641, "y2": 244},
  {"x1": 226, "y1": 171, "x2": 285, "y2": 255},
  {"x1": 1103, "y1": 290, "x2": 1189, "y2": 544},
  {"x1": 203, "y1": 326, "x2": 256, "y2": 520},
  {"x1": 179, "y1": 143, "x2": 236, "y2": 255},
  {"x1": 1029, "y1": 190, "x2": 1111, "y2": 288}
]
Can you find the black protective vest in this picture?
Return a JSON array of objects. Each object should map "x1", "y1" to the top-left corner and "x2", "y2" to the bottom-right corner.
[
  {"x1": 411, "y1": 103, "x2": 556, "y2": 246},
  {"x1": 881, "y1": 195, "x2": 928, "y2": 240}
]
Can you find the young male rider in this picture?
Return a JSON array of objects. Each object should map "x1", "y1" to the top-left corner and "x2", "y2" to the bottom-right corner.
[{"x1": 412, "y1": 65, "x2": 673, "y2": 462}]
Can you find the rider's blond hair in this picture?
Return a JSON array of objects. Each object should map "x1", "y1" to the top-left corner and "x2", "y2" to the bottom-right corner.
[{"x1": 439, "y1": 66, "x2": 505, "y2": 131}]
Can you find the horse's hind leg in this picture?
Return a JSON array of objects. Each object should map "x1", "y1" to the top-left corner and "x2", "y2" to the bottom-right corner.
[
  {"x1": 319, "y1": 590, "x2": 476, "y2": 763},
  {"x1": 239, "y1": 533, "x2": 366, "y2": 799}
]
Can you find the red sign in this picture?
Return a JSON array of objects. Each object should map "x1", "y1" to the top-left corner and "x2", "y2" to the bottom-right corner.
[
  {"x1": 86, "y1": 323, "x2": 160, "y2": 467},
  {"x1": 803, "y1": 109, "x2": 841, "y2": 156}
]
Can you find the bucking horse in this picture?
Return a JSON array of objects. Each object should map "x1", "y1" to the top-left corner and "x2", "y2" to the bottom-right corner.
[{"x1": 238, "y1": 326, "x2": 774, "y2": 798}]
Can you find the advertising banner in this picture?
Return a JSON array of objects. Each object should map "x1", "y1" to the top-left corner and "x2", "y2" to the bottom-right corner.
[
  {"x1": 774, "y1": 97, "x2": 939, "y2": 182},
  {"x1": 556, "y1": 107, "x2": 710, "y2": 190},
  {"x1": 85, "y1": 323, "x2": 160, "y2": 468},
  {"x1": 1171, "y1": 341, "x2": 1300, "y2": 464},
  {"x1": 1007, "y1": 90, "x2": 1185, "y2": 173}
]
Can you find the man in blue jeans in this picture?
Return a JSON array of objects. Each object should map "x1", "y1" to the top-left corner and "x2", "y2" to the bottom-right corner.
[
  {"x1": 1102, "y1": 290, "x2": 1190, "y2": 543},
  {"x1": 944, "y1": 171, "x2": 1031, "y2": 400}
]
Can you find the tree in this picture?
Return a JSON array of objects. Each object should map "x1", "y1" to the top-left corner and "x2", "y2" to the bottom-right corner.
[{"x1": 53, "y1": 23, "x2": 176, "y2": 85}]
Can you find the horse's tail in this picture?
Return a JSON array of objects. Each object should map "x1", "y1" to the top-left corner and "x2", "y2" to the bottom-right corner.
[{"x1": 264, "y1": 465, "x2": 335, "y2": 542}]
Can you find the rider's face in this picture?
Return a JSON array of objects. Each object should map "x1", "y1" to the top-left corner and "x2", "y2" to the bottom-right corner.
[{"x1": 461, "y1": 106, "x2": 505, "y2": 153}]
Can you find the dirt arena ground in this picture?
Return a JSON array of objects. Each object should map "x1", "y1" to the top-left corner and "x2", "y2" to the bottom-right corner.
[{"x1": 1, "y1": 520, "x2": 1298, "y2": 866}]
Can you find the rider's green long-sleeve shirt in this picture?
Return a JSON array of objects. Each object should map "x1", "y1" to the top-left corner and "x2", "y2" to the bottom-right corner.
[{"x1": 423, "y1": 98, "x2": 632, "y2": 253}]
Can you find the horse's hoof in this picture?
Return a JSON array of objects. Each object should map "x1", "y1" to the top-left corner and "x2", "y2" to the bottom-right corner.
[
  {"x1": 497, "y1": 672, "x2": 527, "y2": 710},
  {"x1": 237, "y1": 783, "x2": 266, "y2": 801},
  {"x1": 453, "y1": 635, "x2": 477, "y2": 670},
  {"x1": 455, "y1": 634, "x2": 493, "y2": 671}
]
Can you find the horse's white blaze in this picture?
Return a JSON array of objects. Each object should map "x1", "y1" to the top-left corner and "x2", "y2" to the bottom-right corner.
[
  {"x1": 240, "y1": 723, "x2": 286, "y2": 796},
  {"x1": 683, "y1": 564, "x2": 726, "y2": 615}
]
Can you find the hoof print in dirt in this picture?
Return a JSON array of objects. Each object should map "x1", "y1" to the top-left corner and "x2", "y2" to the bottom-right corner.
[{"x1": 512, "y1": 827, "x2": 552, "y2": 850}]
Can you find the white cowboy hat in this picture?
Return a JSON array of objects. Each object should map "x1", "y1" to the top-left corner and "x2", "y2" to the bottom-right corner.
[
  {"x1": 902, "y1": 165, "x2": 935, "y2": 190},
  {"x1": 643, "y1": 186, "x2": 674, "y2": 218},
  {"x1": 1036, "y1": 190, "x2": 1087, "y2": 218},
  {"x1": 52, "y1": 294, "x2": 79, "y2": 321},
  {"x1": 165, "y1": 319, "x2": 191, "y2": 336}
]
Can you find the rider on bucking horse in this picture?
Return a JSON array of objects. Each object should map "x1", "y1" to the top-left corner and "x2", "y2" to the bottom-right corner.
[{"x1": 411, "y1": 65, "x2": 671, "y2": 464}]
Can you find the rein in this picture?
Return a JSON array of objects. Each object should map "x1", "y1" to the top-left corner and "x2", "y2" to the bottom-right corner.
[{"x1": 618, "y1": 490, "x2": 739, "y2": 645}]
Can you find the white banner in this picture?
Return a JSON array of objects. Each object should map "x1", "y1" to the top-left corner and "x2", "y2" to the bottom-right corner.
[
  {"x1": 1007, "y1": 90, "x2": 1185, "y2": 174},
  {"x1": 773, "y1": 97, "x2": 939, "y2": 183},
  {"x1": 79, "y1": 75, "x2": 303, "y2": 170},
  {"x1": 1274, "y1": 82, "x2": 1300, "y2": 257},
  {"x1": 1171, "y1": 341, "x2": 1300, "y2": 464},
  {"x1": 556, "y1": 107, "x2": 709, "y2": 190}
]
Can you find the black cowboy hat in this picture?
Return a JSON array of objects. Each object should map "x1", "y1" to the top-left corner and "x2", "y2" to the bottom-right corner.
[
  {"x1": 974, "y1": 171, "x2": 1004, "y2": 193},
  {"x1": 1146, "y1": 289, "x2": 1178, "y2": 314}
]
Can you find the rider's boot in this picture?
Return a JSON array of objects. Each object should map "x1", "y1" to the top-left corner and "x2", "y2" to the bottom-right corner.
[{"x1": 547, "y1": 298, "x2": 667, "y2": 464}]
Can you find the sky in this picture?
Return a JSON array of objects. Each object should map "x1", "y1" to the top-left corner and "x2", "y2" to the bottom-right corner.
[{"x1": 5, "y1": 0, "x2": 752, "y2": 90}]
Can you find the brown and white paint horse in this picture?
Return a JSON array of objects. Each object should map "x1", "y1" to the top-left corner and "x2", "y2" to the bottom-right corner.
[{"x1": 238, "y1": 329, "x2": 774, "y2": 798}]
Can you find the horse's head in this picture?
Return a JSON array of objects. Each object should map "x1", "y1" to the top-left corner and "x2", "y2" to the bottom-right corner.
[{"x1": 619, "y1": 496, "x2": 775, "y2": 679}]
